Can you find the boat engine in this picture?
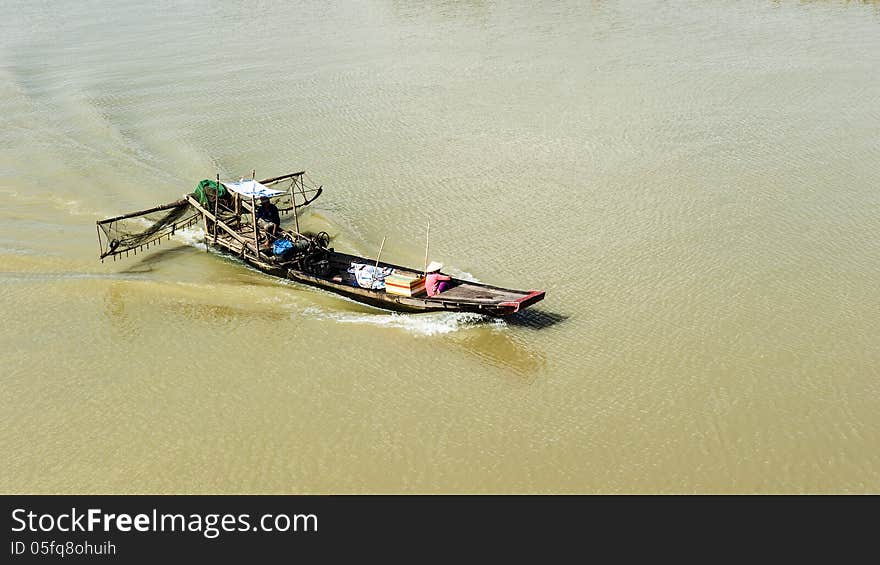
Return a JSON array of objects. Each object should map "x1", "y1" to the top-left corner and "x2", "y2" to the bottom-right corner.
[{"x1": 301, "y1": 231, "x2": 332, "y2": 275}]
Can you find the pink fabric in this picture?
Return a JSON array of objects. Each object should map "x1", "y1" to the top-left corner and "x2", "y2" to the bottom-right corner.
[{"x1": 425, "y1": 272, "x2": 451, "y2": 297}]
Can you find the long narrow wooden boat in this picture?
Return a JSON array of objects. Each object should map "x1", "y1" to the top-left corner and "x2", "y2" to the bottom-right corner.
[
  {"x1": 97, "y1": 172, "x2": 545, "y2": 316},
  {"x1": 291, "y1": 252, "x2": 544, "y2": 316}
]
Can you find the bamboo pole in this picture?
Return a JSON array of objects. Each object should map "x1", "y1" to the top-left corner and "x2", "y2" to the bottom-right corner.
[
  {"x1": 374, "y1": 236, "x2": 386, "y2": 270},
  {"x1": 213, "y1": 173, "x2": 220, "y2": 245},
  {"x1": 202, "y1": 208, "x2": 210, "y2": 252},
  {"x1": 289, "y1": 177, "x2": 300, "y2": 233},
  {"x1": 258, "y1": 171, "x2": 304, "y2": 185},
  {"x1": 298, "y1": 175, "x2": 308, "y2": 203},
  {"x1": 96, "y1": 224, "x2": 104, "y2": 259},
  {"x1": 250, "y1": 169, "x2": 260, "y2": 260},
  {"x1": 423, "y1": 220, "x2": 430, "y2": 277},
  {"x1": 97, "y1": 198, "x2": 188, "y2": 225},
  {"x1": 371, "y1": 235, "x2": 387, "y2": 287}
]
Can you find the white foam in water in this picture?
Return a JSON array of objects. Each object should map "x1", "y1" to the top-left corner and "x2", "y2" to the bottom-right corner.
[
  {"x1": 53, "y1": 197, "x2": 92, "y2": 217},
  {"x1": 175, "y1": 226, "x2": 207, "y2": 248},
  {"x1": 300, "y1": 306, "x2": 505, "y2": 336}
]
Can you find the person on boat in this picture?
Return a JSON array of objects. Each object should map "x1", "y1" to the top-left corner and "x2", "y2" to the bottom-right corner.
[
  {"x1": 255, "y1": 196, "x2": 280, "y2": 238},
  {"x1": 425, "y1": 261, "x2": 451, "y2": 297}
]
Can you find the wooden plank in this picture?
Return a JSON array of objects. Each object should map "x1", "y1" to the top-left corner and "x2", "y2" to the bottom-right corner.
[{"x1": 185, "y1": 195, "x2": 253, "y2": 250}]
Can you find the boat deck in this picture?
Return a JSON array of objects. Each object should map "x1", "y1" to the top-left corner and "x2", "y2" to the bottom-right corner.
[
  {"x1": 431, "y1": 282, "x2": 523, "y2": 302},
  {"x1": 211, "y1": 222, "x2": 273, "y2": 256},
  {"x1": 324, "y1": 252, "x2": 528, "y2": 303}
]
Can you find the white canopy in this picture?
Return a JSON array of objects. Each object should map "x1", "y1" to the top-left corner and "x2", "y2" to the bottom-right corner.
[{"x1": 223, "y1": 179, "x2": 285, "y2": 198}]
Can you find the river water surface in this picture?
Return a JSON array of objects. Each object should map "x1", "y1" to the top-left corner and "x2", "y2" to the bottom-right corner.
[{"x1": 1, "y1": 1, "x2": 879, "y2": 493}]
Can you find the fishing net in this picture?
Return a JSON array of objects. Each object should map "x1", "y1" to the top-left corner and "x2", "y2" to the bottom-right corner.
[
  {"x1": 96, "y1": 174, "x2": 323, "y2": 261},
  {"x1": 96, "y1": 199, "x2": 199, "y2": 260}
]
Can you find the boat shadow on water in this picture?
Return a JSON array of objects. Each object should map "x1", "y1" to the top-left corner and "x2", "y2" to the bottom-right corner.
[
  {"x1": 504, "y1": 308, "x2": 569, "y2": 330},
  {"x1": 453, "y1": 308, "x2": 570, "y2": 380},
  {"x1": 449, "y1": 323, "x2": 549, "y2": 381}
]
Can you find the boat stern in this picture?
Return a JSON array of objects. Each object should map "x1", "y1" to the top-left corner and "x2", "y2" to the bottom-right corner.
[{"x1": 498, "y1": 290, "x2": 545, "y2": 315}]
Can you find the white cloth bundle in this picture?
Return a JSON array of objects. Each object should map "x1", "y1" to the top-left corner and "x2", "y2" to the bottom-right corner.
[{"x1": 347, "y1": 263, "x2": 393, "y2": 289}]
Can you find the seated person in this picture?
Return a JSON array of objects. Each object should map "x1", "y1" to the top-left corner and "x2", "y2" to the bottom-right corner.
[
  {"x1": 425, "y1": 261, "x2": 451, "y2": 297},
  {"x1": 255, "y1": 196, "x2": 280, "y2": 238}
]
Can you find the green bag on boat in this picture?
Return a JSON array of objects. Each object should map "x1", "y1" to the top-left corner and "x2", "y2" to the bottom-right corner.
[{"x1": 193, "y1": 179, "x2": 227, "y2": 206}]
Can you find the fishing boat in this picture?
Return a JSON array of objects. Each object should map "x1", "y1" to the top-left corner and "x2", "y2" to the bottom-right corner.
[{"x1": 96, "y1": 171, "x2": 545, "y2": 316}]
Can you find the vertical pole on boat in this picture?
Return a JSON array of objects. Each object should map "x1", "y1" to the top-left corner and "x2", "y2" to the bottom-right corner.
[
  {"x1": 372, "y1": 235, "x2": 387, "y2": 287},
  {"x1": 96, "y1": 224, "x2": 104, "y2": 259},
  {"x1": 213, "y1": 173, "x2": 220, "y2": 245},
  {"x1": 289, "y1": 177, "x2": 300, "y2": 234},
  {"x1": 298, "y1": 172, "x2": 308, "y2": 203},
  {"x1": 423, "y1": 220, "x2": 430, "y2": 277},
  {"x1": 202, "y1": 196, "x2": 210, "y2": 252},
  {"x1": 251, "y1": 169, "x2": 260, "y2": 260},
  {"x1": 203, "y1": 215, "x2": 210, "y2": 252}
]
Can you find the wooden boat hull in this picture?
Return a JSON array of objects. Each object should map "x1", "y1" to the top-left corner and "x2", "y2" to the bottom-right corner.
[
  {"x1": 287, "y1": 269, "x2": 545, "y2": 316},
  {"x1": 230, "y1": 248, "x2": 545, "y2": 317}
]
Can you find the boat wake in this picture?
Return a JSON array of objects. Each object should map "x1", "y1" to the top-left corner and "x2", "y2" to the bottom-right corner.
[
  {"x1": 175, "y1": 226, "x2": 208, "y2": 248},
  {"x1": 301, "y1": 307, "x2": 506, "y2": 336}
]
